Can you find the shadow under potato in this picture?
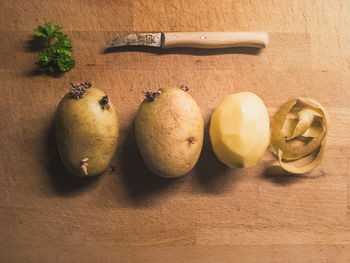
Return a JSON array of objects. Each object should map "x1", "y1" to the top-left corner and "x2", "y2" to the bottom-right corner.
[
  {"x1": 117, "y1": 121, "x2": 180, "y2": 206},
  {"x1": 45, "y1": 120, "x2": 99, "y2": 195},
  {"x1": 261, "y1": 164, "x2": 326, "y2": 185},
  {"x1": 193, "y1": 121, "x2": 234, "y2": 194},
  {"x1": 103, "y1": 46, "x2": 261, "y2": 56},
  {"x1": 261, "y1": 165, "x2": 306, "y2": 185}
]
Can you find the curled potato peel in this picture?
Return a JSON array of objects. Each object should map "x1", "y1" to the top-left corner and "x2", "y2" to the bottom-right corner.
[{"x1": 270, "y1": 98, "x2": 328, "y2": 174}]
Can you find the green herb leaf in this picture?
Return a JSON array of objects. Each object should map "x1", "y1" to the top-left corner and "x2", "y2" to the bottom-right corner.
[
  {"x1": 33, "y1": 26, "x2": 46, "y2": 38},
  {"x1": 57, "y1": 54, "x2": 75, "y2": 72},
  {"x1": 38, "y1": 48, "x2": 53, "y2": 65},
  {"x1": 33, "y1": 22, "x2": 75, "y2": 74}
]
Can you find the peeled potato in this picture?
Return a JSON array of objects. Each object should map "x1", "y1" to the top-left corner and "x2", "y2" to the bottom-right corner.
[
  {"x1": 209, "y1": 92, "x2": 270, "y2": 168},
  {"x1": 135, "y1": 86, "x2": 204, "y2": 178},
  {"x1": 55, "y1": 82, "x2": 119, "y2": 176}
]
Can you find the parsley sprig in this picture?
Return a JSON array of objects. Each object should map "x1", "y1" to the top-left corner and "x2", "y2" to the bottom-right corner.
[{"x1": 34, "y1": 22, "x2": 75, "y2": 74}]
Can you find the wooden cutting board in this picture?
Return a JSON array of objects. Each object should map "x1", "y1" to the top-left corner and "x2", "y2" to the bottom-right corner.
[{"x1": 1, "y1": 0, "x2": 350, "y2": 262}]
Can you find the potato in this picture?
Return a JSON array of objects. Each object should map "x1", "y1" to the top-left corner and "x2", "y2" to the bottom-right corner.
[
  {"x1": 209, "y1": 91, "x2": 270, "y2": 168},
  {"x1": 135, "y1": 86, "x2": 204, "y2": 178},
  {"x1": 55, "y1": 82, "x2": 119, "y2": 176}
]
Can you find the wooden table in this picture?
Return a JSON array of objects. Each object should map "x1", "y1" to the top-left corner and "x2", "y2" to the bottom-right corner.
[{"x1": 1, "y1": 1, "x2": 350, "y2": 262}]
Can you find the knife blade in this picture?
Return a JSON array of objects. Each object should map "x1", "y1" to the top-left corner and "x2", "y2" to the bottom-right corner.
[{"x1": 107, "y1": 32, "x2": 268, "y2": 49}]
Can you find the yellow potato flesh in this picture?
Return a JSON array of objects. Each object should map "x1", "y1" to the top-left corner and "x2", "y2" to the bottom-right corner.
[{"x1": 210, "y1": 92, "x2": 270, "y2": 168}]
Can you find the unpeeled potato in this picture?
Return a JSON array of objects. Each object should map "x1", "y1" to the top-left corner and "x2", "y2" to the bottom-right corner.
[
  {"x1": 55, "y1": 82, "x2": 119, "y2": 176},
  {"x1": 135, "y1": 86, "x2": 204, "y2": 178},
  {"x1": 209, "y1": 92, "x2": 270, "y2": 168}
]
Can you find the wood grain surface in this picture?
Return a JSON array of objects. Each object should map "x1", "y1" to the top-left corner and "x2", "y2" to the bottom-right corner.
[{"x1": 1, "y1": 0, "x2": 350, "y2": 262}]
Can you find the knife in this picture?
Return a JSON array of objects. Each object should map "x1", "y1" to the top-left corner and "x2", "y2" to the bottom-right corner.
[{"x1": 107, "y1": 32, "x2": 268, "y2": 49}]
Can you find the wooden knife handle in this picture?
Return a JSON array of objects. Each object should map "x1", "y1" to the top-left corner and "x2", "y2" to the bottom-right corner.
[{"x1": 162, "y1": 32, "x2": 268, "y2": 49}]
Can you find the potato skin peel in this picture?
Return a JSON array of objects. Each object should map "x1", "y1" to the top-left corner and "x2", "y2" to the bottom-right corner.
[
  {"x1": 270, "y1": 98, "x2": 328, "y2": 174},
  {"x1": 135, "y1": 87, "x2": 204, "y2": 178},
  {"x1": 55, "y1": 87, "x2": 119, "y2": 176}
]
